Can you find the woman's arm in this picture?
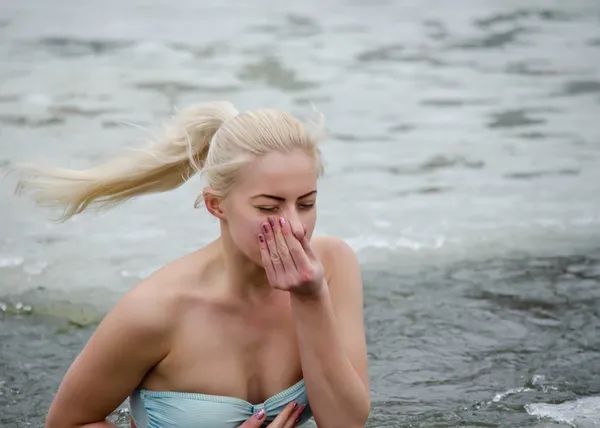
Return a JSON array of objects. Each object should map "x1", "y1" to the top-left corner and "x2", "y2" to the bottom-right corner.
[
  {"x1": 290, "y1": 237, "x2": 370, "y2": 428},
  {"x1": 46, "y1": 283, "x2": 172, "y2": 428}
]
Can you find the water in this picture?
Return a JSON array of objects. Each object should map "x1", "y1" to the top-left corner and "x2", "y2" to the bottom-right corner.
[{"x1": 1, "y1": 0, "x2": 600, "y2": 426}]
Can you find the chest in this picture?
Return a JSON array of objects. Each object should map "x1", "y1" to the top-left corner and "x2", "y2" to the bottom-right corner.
[{"x1": 148, "y1": 294, "x2": 302, "y2": 404}]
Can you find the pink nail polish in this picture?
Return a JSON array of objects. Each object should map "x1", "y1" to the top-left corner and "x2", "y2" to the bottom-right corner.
[
  {"x1": 255, "y1": 408, "x2": 265, "y2": 420},
  {"x1": 279, "y1": 217, "x2": 285, "y2": 228},
  {"x1": 295, "y1": 405, "x2": 306, "y2": 423},
  {"x1": 258, "y1": 234, "x2": 264, "y2": 243},
  {"x1": 262, "y1": 224, "x2": 269, "y2": 233},
  {"x1": 268, "y1": 216, "x2": 276, "y2": 226}
]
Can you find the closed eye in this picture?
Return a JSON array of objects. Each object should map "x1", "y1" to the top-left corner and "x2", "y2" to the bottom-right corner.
[
  {"x1": 257, "y1": 207, "x2": 277, "y2": 213},
  {"x1": 257, "y1": 203, "x2": 314, "y2": 213}
]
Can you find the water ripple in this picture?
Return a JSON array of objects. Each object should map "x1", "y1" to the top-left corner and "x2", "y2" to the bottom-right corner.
[
  {"x1": 474, "y1": 9, "x2": 575, "y2": 28},
  {"x1": 249, "y1": 14, "x2": 321, "y2": 38},
  {"x1": 0, "y1": 114, "x2": 64, "y2": 127},
  {"x1": 237, "y1": 56, "x2": 317, "y2": 91},
  {"x1": 26, "y1": 37, "x2": 133, "y2": 57},
  {"x1": 488, "y1": 109, "x2": 552, "y2": 129},
  {"x1": 451, "y1": 27, "x2": 532, "y2": 50},
  {"x1": 504, "y1": 169, "x2": 580, "y2": 180},
  {"x1": 561, "y1": 80, "x2": 600, "y2": 96}
]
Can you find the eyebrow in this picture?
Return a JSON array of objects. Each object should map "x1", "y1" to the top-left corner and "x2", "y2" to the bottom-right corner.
[{"x1": 252, "y1": 190, "x2": 317, "y2": 201}]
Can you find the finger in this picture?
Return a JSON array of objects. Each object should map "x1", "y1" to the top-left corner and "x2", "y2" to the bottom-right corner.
[
  {"x1": 263, "y1": 220, "x2": 285, "y2": 279},
  {"x1": 272, "y1": 217, "x2": 295, "y2": 273},
  {"x1": 266, "y1": 401, "x2": 298, "y2": 427},
  {"x1": 238, "y1": 408, "x2": 267, "y2": 427},
  {"x1": 280, "y1": 217, "x2": 311, "y2": 273},
  {"x1": 290, "y1": 222, "x2": 304, "y2": 241},
  {"x1": 282, "y1": 404, "x2": 307, "y2": 428},
  {"x1": 299, "y1": 234, "x2": 317, "y2": 261},
  {"x1": 259, "y1": 234, "x2": 277, "y2": 285}
]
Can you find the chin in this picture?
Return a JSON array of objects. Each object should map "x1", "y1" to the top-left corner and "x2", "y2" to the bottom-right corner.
[
  {"x1": 250, "y1": 256, "x2": 264, "y2": 268},
  {"x1": 241, "y1": 247, "x2": 264, "y2": 267}
]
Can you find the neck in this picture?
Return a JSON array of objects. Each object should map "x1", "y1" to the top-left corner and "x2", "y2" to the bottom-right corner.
[{"x1": 215, "y1": 221, "x2": 273, "y2": 300}]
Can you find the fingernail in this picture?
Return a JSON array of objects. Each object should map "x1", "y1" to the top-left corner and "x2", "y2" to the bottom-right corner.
[
  {"x1": 295, "y1": 405, "x2": 306, "y2": 423},
  {"x1": 262, "y1": 224, "x2": 269, "y2": 233},
  {"x1": 258, "y1": 234, "x2": 264, "y2": 243},
  {"x1": 268, "y1": 216, "x2": 276, "y2": 226},
  {"x1": 292, "y1": 401, "x2": 298, "y2": 410},
  {"x1": 279, "y1": 217, "x2": 285, "y2": 228},
  {"x1": 255, "y1": 408, "x2": 266, "y2": 420}
]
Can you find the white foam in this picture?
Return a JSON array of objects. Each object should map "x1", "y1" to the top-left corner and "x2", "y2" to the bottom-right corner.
[
  {"x1": 491, "y1": 387, "x2": 532, "y2": 403},
  {"x1": 0, "y1": 255, "x2": 24, "y2": 268},
  {"x1": 23, "y1": 260, "x2": 48, "y2": 275},
  {"x1": 120, "y1": 266, "x2": 160, "y2": 279},
  {"x1": 23, "y1": 93, "x2": 52, "y2": 106},
  {"x1": 525, "y1": 396, "x2": 600, "y2": 427},
  {"x1": 345, "y1": 234, "x2": 447, "y2": 252}
]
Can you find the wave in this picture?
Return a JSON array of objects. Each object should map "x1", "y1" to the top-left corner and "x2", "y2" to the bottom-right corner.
[{"x1": 526, "y1": 396, "x2": 600, "y2": 427}]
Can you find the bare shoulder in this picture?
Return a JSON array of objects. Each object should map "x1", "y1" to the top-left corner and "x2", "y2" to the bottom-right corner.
[
  {"x1": 118, "y1": 250, "x2": 206, "y2": 326},
  {"x1": 45, "y1": 254, "x2": 200, "y2": 427},
  {"x1": 89, "y1": 254, "x2": 201, "y2": 359},
  {"x1": 113, "y1": 272, "x2": 178, "y2": 334},
  {"x1": 85, "y1": 262, "x2": 188, "y2": 358},
  {"x1": 311, "y1": 236, "x2": 361, "y2": 283},
  {"x1": 312, "y1": 235, "x2": 359, "y2": 263}
]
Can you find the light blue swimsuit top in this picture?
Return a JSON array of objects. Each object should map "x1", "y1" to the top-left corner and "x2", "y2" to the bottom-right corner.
[{"x1": 129, "y1": 379, "x2": 312, "y2": 428}]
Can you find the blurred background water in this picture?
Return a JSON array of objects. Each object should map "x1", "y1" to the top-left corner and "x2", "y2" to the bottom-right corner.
[{"x1": 1, "y1": 0, "x2": 600, "y2": 427}]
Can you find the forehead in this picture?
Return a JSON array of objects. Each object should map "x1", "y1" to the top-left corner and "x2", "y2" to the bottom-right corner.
[{"x1": 235, "y1": 149, "x2": 318, "y2": 197}]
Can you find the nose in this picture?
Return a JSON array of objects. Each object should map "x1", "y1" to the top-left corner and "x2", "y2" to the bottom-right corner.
[{"x1": 285, "y1": 208, "x2": 304, "y2": 240}]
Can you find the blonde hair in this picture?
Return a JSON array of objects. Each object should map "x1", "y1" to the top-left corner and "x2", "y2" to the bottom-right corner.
[{"x1": 11, "y1": 101, "x2": 325, "y2": 222}]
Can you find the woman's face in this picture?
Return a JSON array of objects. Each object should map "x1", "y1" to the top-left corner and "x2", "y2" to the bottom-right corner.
[{"x1": 220, "y1": 149, "x2": 319, "y2": 266}]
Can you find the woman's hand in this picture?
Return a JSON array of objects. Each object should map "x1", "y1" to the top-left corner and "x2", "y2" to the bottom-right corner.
[
  {"x1": 258, "y1": 216, "x2": 325, "y2": 296},
  {"x1": 237, "y1": 401, "x2": 307, "y2": 427}
]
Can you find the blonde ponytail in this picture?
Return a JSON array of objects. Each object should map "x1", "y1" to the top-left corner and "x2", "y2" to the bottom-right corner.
[{"x1": 12, "y1": 101, "x2": 239, "y2": 222}]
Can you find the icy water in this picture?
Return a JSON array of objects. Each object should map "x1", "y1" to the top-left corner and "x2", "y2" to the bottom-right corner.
[{"x1": 1, "y1": 0, "x2": 600, "y2": 427}]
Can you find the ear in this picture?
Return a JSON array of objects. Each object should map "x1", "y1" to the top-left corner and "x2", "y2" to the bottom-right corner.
[{"x1": 203, "y1": 187, "x2": 225, "y2": 220}]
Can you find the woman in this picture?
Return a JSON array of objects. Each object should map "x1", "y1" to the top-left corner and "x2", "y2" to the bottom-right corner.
[{"x1": 14, "y1": 101, "x2": 370, "y2": 428}]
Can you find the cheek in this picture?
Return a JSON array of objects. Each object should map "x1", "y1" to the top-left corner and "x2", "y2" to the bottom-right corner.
[{"x1": 229, "y1": 214, "x2": 265, "y2": 260}]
